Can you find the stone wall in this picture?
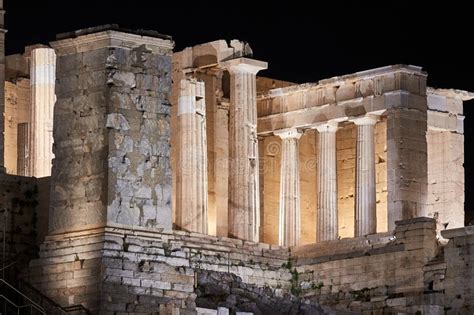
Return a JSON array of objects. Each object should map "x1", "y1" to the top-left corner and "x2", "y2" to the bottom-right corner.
[
  {"x1": 25, "y1": 217, "x2": 474, "y2": 314},
  {"x1": 48, "y1": 27, "x2": 174, "y2": 234},
  {"x1": 294, "y1": 218, "x2": 441, "y2": 314},
  {"x1": 426, "y1": 89, "x2": 466, "y2": 231},
  {"x1": 442, "y1": 226, "x2": 474, "y2": 314},
  {"x1": 0, "y1": 173, "x2": 49, "y2": 283}
]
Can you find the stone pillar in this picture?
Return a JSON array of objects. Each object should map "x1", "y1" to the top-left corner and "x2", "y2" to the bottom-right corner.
[
  {"x1": 386, "y1": 73, "x2": 428, "y2": 230},
  {"x1": 275, "y1": 129, "x2": 302, "y2": 247},
  {"x1": 17, "y1": 122, "x2": 30, "y2": 176},
  {"x1": 315, "y1": 122, "x2": 338, "y2": 242},
  {"x1": 30, "y1": 48, "x2": 56, "y2": 178},
  {"x1": 176, "y1": 78, "x2": 208, "y2": 234},
  {"x1": 352, "y1": 115, "x2": 377, "y2": 236},
  {"x1": 49, "y1": 28, "x2": 174, "y2": 234},
  {"x1": 224, "y1": 58, "x2": 267, "y2": 242},
  {"x1": 0, "y1": 0, "x2": 5, "y2": 171}
]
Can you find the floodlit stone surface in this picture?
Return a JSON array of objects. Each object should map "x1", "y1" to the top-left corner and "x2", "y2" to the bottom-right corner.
[
  {"x1": 4, "y1": 78, "x2": 30, "y2": 174},
  {"x1": 48, "y1": 27, "x2": 174, "y2": 233},
  {"x1": 30, "y1": 48, "x2": 56, "y2": 177},
  {"x1": 352, "y1": 115, "x2": 378, "y2": 236},
  {"x1": 426, "y1": 88, "x2": 468, "y2": 233},
  {"x1": 1, "y1": 21, "x2": 474, "y2": 314},
  {"x1": 175, "y1": 78, "x2": 208, "y2": 234},
  {"x1": 315, "y1": 122, "x2": 339, "y2": 242},
  {"x1": 22, "y1": 218, "x2": 474, "y2": 314},
  {"x1": 224, "y1": 58, "x2": 267, "y2": 242},
  {"x1": 275, "y1": 128, "x2": 302, "y2": 246}
]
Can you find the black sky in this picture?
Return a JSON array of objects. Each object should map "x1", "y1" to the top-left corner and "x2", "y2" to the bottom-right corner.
[{"x1": 4, "y1": 0, "x2": 474, "y2": 221}]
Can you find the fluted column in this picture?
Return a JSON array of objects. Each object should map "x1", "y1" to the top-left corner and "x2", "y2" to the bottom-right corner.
[
  {"x1": 30, "y1": 48, "x2": 56, "y2": 177},
  {"x1": 224, "y1": 58, "x2": 267, "y2": 242},
  {"x1": 176, "y1": 78, "x2": 208, "y2": 234},
  {"x1": 17, "y1": 122, "x2": 30, "y2": 176},
  {"x1": 315, "y1": 122, "x2": 339, "y2": 242},
  {"x1": 275, "y1": 129, "x2": 302, "y2": 246},
  {"x1": 353, "y1": 115, "x2": 377, "y2": 236}
]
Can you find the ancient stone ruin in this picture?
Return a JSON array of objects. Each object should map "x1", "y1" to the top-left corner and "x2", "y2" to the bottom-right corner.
[{"x1": 0, "y1": 6, "x2": 473, "y2": 315}]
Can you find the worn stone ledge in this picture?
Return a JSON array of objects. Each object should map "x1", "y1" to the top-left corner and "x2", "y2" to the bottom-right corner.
[
  {"x1": 441, "y1": 225, "x2": 474, "y2": 239},
  {"x1": 395, "y1": 217, "x2": 436, "y2": 226},
  {"x1": 292, "y1": 232, "x2": 393, "y2": 259}
]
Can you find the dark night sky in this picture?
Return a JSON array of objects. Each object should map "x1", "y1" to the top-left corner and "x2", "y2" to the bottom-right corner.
[{"x1": 4, "y1": 0, "x2": 474, "y2": 221}]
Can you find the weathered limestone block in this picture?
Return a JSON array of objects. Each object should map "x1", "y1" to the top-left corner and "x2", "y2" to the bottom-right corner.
[
  {"x1": 386, "y1": 90, "x2": 428, "y2": 230},
  {"x1": 424, "y1": 90, "x2": 472, "y2": 234},
  {"x1": 442, "y1": 226, "x2": 474, "y2": 314},
  {"x1": 0, "y1": 173, "x2": 45, "y2": 282},
  {"x1": 49, "y1": 27, "x2": 174, "y2": 233},
  {"x1": 24, "y1": 217, "x2": 466, "y2": 314}
]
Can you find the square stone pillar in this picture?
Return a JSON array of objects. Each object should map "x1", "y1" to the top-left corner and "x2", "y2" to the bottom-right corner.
[
  {"x1": 224, "y1": 58, "x2": 267, "y2": 242},
  {"x1": 386, "y1": 72, "x2": 428, "y2": 230},
  {"x1": 48, "y1": 27, "x2": 174, "y2": 234}
]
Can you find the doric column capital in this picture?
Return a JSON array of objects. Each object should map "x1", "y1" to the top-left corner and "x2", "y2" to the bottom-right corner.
[
  {"x1": 274, "y1": 128, "x2": 303, "y2": 140},
  {"x1": 222, "y1": 57, "x2": 268, "y2": 75},
  {"x1": 350, "y1": 114, "x2": 378, "y2": 126},
  {"x1": 313, "y1": 121, "x2": 339, "y2": 133}
]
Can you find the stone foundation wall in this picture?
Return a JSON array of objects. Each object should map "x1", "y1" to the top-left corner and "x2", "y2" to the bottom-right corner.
[
  {"x1": 24, "y1": 217, "x2": 474, "y2": 314},
  {"x1": 294, "y1": 218, "x2": 442, "y2": 314},
  {"x1": 26, "y1": 226, "x2": 290, "y2": 313},
  {"x1": 426, "y1": 91, "x2": 466, "y2": 231},
  {"x1": 442, "y1": 226, "x2": 474, "y2": 314},
  {"x1": 0, "y1": 173, "x2": 49, "y2": 282}
]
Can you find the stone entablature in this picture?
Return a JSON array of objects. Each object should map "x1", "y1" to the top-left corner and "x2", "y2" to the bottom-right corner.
[
  {"x1": 257, "y1": 65, "x2": 425, "y2": 134},
  {"x1": 52, "y1": 25, "x2": 173, "y2": 56}
]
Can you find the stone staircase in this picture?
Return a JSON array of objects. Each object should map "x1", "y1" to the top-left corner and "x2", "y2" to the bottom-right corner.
[{"x1": 0, "y1": 278, "x2": 88, "y2": 314}]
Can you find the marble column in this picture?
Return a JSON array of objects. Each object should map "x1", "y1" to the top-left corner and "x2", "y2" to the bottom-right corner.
[
  {"x1": 30, "y1": 48, "x2": 56, "y2": 177},
  {"x1": 353, "y1": 115, "x2": 378, "y2": 236},
  {"x1": 17, "y1": 122, "x2": 30, "y2": 176},
  {"x1": 276, "y1": 129, "x2": 302, "y2": 247},
  {"x1": 315, "y1": 122, "x2": 339, "y2": 242},
  {"x1": 176, "y1": 78, "x2": 208, "y2": 234},
  {"x1": 224, "y1": 58, "x2": 267, "y2": 242}
]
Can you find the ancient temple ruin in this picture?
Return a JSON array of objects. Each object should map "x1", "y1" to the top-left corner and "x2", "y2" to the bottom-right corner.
[{"x1": 1, "y1": 10, "x2": 474, "y2": 314}]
